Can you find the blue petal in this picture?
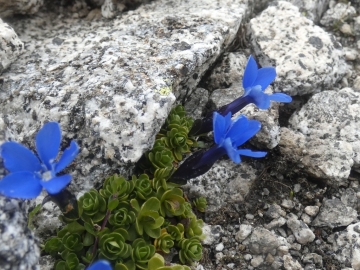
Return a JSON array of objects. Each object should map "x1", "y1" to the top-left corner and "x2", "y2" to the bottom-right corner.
[
  {"x1": 213, "y1": 112, "x2": 231, "y2": 144},
  {"x1": 252, "y1": 67, "x2": 276, "y2": 91},
  {"x1": 225, "y1": 115, "x2": 249, "y2": 143},
  {"x1": 1, "y1": 142, "x2": 42, "y2": 173},
  {"x1": 55, "y1": 141, "x2": 79, "y2": 173},
  {"x1": 0, "y1": 172, "x2": 42, "y2": 199},
  {"x1": 237, "y1": 149, "x2": 267, "y2": 158},
  {"x1": 40, "y1": 174, "x2": 72, "y2": 194},
  {"x1": 232, "y1": 120, "x2": 261, "y2": 146},
  {"x1": 248, "y1": 87, "x2": 271, "y2": 109},
  {"x1": 223, "y1": 137, "x2": 241, "y2": 164},
  {"x1": 269, "y1": 93, "x2": 292, "y2": 103},
  {"x1": 242, "y1": 55, "x2": 258, "y2": 89},
  {"x1": 88, "y1": 260, "x2": 112, "y2": 270},
  {"x1": 36, "y1": 122, "x2": 61, "y2": 170}
]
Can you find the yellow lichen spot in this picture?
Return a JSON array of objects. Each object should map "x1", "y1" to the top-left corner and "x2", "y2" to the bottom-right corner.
[{"x1": 156, "y1": 86, "x2": 172, "y2": 96}]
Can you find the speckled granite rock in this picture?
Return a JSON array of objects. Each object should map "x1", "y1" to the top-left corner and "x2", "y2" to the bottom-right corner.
[
  {"x1": 183, "y1": 160, "x2": 259, "y2": 213},
  {"x1": 0, "y1": 0, "x2": 43, "y2": 17},
  {"x1": 248, "y1": 1, "x2": 346, "y2": 96},
  {"x1": 312, "y1": 198, "x2": 357, "y2": 228},
  {"x1": 320, "y1": 2, "x2": 357, "y2": 28},
  {"x1": 279, "y1": 127, "x2": 354, "y2": 186},
  {"x1": 1, "y1": 0, "x2": 248, "y2": 191},
  {"x1": 0, "y1": 197, "x2": 40, "y2": 270},
  {"x1": 284, "y1": 0, "x2": 329, "y2": 23},
  {"x1": 0, "y1": 19, "x2": 24, "y2": 74},
  {"x1": 330, "y1": 222, "x2": 360, "y2": 269},
  {"x1": 289, "y1": 88, "x2": 360, "y2": 172}
]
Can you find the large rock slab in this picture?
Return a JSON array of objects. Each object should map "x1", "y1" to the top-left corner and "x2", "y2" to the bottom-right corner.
[
  {"x1": 1, "y1": 0, "x2": 248, "y2": 190},
  {"x1": 0, "y1": 19, "x2": 24, "y2": 74},
  {"x1": 289, "y1": 88, "x2": 360, "y2": 171},
  {"x1": 248, "y1": 1, "x2": 346, "y2": 96},
  {"x1": 0, "y1": 0, "x2": 43, "y2": 18}
]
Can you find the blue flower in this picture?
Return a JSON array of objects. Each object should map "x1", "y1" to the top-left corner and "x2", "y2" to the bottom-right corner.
[
  {"x1": 0, "y1": 122, "x2": 79, "y2": 199},
  {"x1": 88, "y1": 260, "x2": 112, "y2": 270},
  {"x1": 171, "y1": 112, "x2": 266, "y2": 184},
  {"x1": 189, "y1": 55, "x2": 292, "y2": 136}
]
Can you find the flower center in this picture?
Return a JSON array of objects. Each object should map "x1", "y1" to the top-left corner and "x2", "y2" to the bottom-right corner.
[{"x1": 42, "y1": 171, "x2": 53, "y2": 181}]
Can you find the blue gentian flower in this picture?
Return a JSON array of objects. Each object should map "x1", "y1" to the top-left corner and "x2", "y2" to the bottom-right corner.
[
  {"x1": 171, "y1": 112, "x2": 266, "y2": 184},
  {"x1": 220, "y1": 55, "x2": 292, "y2": 114},
  {"x1": 88, "y1": 260, "x2": 112, "y2": 270},
  {"x1": 0, "y1": 122, "x2": 79, "y2": 199},
  {"x1": 189, "y1": 55, "x2": 292, "y2": 136}
]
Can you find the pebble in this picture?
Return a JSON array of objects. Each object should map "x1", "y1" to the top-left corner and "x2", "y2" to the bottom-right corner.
[
  {"x1": 243, "y1": 254, "x2": 252, "y2": 261},
  {"x1": 246, "y1": 214, "x2": 255, "y2": 220},
  {"x1": 281, "y1": 199, "x2": 295, "y2": 209},
  {"x1": 250, "y1": 255, "x2": 264, "y2": 267},
  {"x1": 235, "y1": 224, "x2": 253, "y2": 242},
  {"x1": 304, "y1": 206, "x2": 319, "y2": 216},
  {"x1": 340, "y1": 23, "x2": 353, "y2": 35},
  {"x1": 215, "y1": 243, "x2": 224, "y2": 251},
  {"x1": 294, "y1": 184, "x2": 301, "y2": 193}
]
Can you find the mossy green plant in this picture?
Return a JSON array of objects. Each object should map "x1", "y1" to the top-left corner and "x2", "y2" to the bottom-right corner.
[{"x1": 43, "y1": 105, "x2": 205, "y2": 269}]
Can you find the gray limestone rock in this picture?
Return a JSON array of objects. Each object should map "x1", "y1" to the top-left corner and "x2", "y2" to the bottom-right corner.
[
  {"x1": 289, "y1": 88, "x2": 360, "y2": 172},
  {"x1": 0, "y1": 197, "x2": 40, "y2": 270},
  {"x1": 201, "y1": 52, "x2": 247, "y2": 92},
  {"x1": 183, "y1": 160, "x2": 258, "y2": 213},
  {"x1": 285, "y1": 0, "x2": 330, "y2": 23},
  {"x1": 0, "y1": 0, "x2": 43, "y2": 17},
  {"x1": 0, "y1": 19, "x2": 24, "y2": 74},
  {"x1": 248, "y1": 1, "x2": 346, "y2": 96},
  {"x1": 183, "y1": 88, "x2": 209, "y2": 120},
  {"x1": 286, "y1": 213, "x2": 315, "y2": 245},
  {"x1": 1, "y1": 0, "x2": 248, "y2": 191},
  {"x1": 279, "y1": 127, "x2": 354, "y2": 186},
  {"x1": 283, "y1": 254, "x2": 304, "y2": 270},
  {"x1": 312, "y1": 198, "x2": 357, "y2": 228},
  {"x1": 320, "y1": 2, "x2": 357, "y2": 28},
  {"x1": 235, "y1": 224, "x2": 253, "y2": 242},
  {"x1": 331, "y1": 222, "x2": 360, "y2": 269},
  {"x1": 244, "y1": 227, "x2": 280, "y2": 255}
]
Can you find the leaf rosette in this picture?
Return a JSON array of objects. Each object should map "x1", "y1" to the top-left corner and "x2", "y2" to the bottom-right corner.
[
  {"x1": 157, "y1": 187, "x2": 185, "y2": 217},
  {"x1": 148, "y1": 253, "x2": 191, "y2": 270},
  {"x1": 108, "y1": 202, "x2": 136, "y2": 228},
  {"x1": 99, "y1": 229, "x2": 132, "y2": 261},
  {"x1": 193, "y1": 197, "x2": 207, "y2": 212},
  {"x1": 99, "y1": 174, "x2": 134, "y2": 201},
  {"x1": 147, "y1": 140, "x2": 174, "y2": 172},
  {"x1": 134, "y1": 174, "x2": 154, "y2": 200},
  {"x1": 62, "y1": 233, "x2": 83, "y2": 253},
  {"x1": 167, "y1": 223, "x2": 184, "y2": 241},
  {"x1": 178, "y1": 237, "x2": 202, "y2": 264},
  {"x1": 133, "y1": 197, "x2": 164, "y2": 238},
  {"x1": 131, "y1": 238, "x2": 155, "y2": 269},
  {"x1": 78, "y1": 189, "x2": 106, "y2": 223},
  {"x1": 154, "y1": 228, "x2": 174, "y2": 254}
]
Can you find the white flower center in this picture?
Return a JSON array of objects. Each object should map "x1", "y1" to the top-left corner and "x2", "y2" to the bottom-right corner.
[{"x1": 42, "y1": 171, "x2": 53, "y2": 181}]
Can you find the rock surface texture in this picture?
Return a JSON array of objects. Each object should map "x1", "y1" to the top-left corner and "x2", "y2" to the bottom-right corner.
[
  {"x1": 248, "y1": 1, "x2": 346, "y2": 96},
  {"x1": 0, "y1": 18, "x2": 24, "y2": 74},
  {"x1": 1, "y1": 0, "x2": 248, "y2": 191},
  {"x1": 2, "y1": 0, "x2": 360, "y2": 269}
]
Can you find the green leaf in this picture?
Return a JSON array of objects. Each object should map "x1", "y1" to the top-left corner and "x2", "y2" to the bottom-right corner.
[
  {"x1": 83, "y1": 232, "x2": 95, "y2": 246},
  {"x1": 108, "y1": 197, "x2": 119, "y2": 211},
  {"x1": 28, "y1": 204, "x2": 42, "y2": 230},
  {"x1": 65, "y1": 221, "x2": 85, "y2": 234}
]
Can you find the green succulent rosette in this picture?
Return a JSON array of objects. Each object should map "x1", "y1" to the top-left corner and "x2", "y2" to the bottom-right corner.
[
  {"x1": 78, "y1": 189, "x2": 106, "y2": 223},
  {"x1": 193, "y1": 197, "x2": 207, "y2": 212},
  {"x1": 167, "y1": 223, "x2": 184, "y2": 241},
  {"x1": 55, "y1": 253, "x2": 85, "y2": 270},
  {"x1": 131, "y1": 238, "x2": 155, "y2": 269},
  {"x1": 148, "y1": 253, "x2": 191, "y2": 270},
  {"x1": 62, "y1": 233, "x2": 83, "y2": 253},
  {"x1": 185, "y1": 218, "x2": 204, "y2": 239},
  {"x1": 44, "y1": 237, "x2": 64, "y2": 257},
  {"x1": 178, "y1": 237, "x2": 203, "y2": 264},
  {"x1": 134, "y1": 174, "x2": 154, "y2": 200},
  {"x1": 160, "y1": 127, "x2": 192, "y2": 161},
  {"x1": 108, "y1": 202, "x2": 136, "y2": 228},
  {"x1": 99, "y1": 174, "x2": 135, "y2": 201},
  {"x1": 154, "y1": 228, "x2": 174, "y2": 253},
  {"x1": 147, "y1": 140, "x2": 174, "y2": 172},
  {"x1": 157, "y1": 187, "x2": 185, "y2": 217},
  {"x1": 182, "y1": 202, "x2": 196, "y2": 218},
  {"x1": 99, "y1": 229, "x2": 132, "y2": 261},
  {"x1": 132, "y1": 197, "x2": 164, "y2": 238}
]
